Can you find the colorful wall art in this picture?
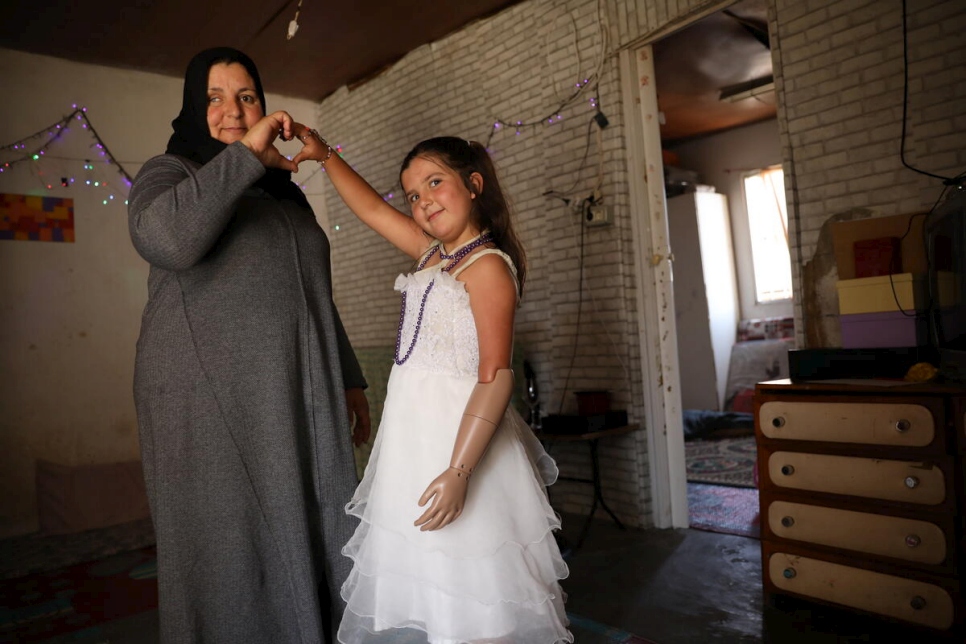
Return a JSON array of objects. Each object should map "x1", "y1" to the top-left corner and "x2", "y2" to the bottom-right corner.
[{"x1": 0, "y1": 193, "x2": 75, "y2": 242}]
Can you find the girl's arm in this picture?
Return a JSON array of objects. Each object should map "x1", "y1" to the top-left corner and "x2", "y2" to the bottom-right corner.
[
  {"x1": 414, "y1": 255, "x2": 518, "y2": 531},
  {"x1": 463, "y1": 254, "x2": 517, "y2": 380},
  {"x1": 292, "y1": 126, "x2": 429, "y2": 259}
]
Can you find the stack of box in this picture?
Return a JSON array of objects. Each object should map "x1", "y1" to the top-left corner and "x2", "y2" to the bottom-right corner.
[{"x1": 830, "y1": 213, "x2": 929, "y2": 348}]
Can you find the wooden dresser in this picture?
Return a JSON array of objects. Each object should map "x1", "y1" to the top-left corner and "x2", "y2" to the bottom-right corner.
[{"x1": 754, "y1": 378, "x2": 966, "y2": 636}]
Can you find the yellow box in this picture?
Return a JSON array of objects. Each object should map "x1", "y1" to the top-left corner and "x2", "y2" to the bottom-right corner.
[{"x1": 836, "y1": 273, "x2": 926, "y2": 315}]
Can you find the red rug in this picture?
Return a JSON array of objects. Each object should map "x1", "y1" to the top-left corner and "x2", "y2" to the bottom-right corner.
[
  {"x1": 0, "y1": 545, "x2": 157, "y2": 643},
  {"x1": 687, "y1": 482, "x2": 760, "y2": 538}
]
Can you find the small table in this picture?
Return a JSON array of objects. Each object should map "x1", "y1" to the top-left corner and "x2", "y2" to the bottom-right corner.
[{"x1": 536, "y1": 424, "x2": 639, "y2": 548}]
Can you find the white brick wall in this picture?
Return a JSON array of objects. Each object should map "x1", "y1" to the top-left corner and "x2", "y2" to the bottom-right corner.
[
  {"x1": 316, "y1": 0, "x2": 965, "y2": 528},
  {"x1": 773, "y1": 0, "x2": 966, "y2": 345}
]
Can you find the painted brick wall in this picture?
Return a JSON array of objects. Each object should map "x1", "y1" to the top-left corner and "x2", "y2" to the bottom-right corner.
[
  {"x1": 315, "y1": 0, "x2": 964, "y2": 527},
  {"x1": 315, "y1": 0, "x2": 718, "y2": 528},
  {"x1": 771, "y1": 0, "x2": 966, "y2": 345}
]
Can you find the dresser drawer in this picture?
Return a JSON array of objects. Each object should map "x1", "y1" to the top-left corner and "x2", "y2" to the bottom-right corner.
[
  {"x1": 764, "y1": 450, "x2": 950, "y2": 506},
  {"x1": 765, "y1": 499, "x2": 950, "y2": 566},
  {"x1": 766, "y1": 550, "x2": 956, "y2": 630},
  {"x1": 759, "y1": 400, "x2": 937, "y2": 447},
  {"x1": 955, "y1": 396, "x2": 966, "y2": 454}
]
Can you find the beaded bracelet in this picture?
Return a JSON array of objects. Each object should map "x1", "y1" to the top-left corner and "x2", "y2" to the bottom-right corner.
[{"x1": 302, "y1": 128, "x2": 333, "y2": 167}]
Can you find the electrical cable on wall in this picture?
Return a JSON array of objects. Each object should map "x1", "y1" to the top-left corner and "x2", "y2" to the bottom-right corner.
[
  {"x1": 556, "y1": 194, "x2": 591, "y2": 414},
  {"x1": 485, "y1": 0, "x2": 612, "y2": 155},
  {"x1": 899, "y1": 0, "x2": 963, "y2": 186}
]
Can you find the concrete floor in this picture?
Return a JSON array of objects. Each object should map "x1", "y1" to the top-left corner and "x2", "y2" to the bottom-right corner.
[
  {"x1": 557, "y1": 513, "x2": 957, "y2": 643},
  {"x1": 17, "y1": 513, "x2": 959, "y2": 643}
]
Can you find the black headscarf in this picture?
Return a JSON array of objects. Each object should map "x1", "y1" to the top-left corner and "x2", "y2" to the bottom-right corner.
[{"x1": 166, "y1": 47, "x2": 308, "y2": 206}]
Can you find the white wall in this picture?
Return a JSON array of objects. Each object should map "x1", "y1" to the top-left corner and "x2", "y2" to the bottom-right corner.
[
  {"x1": 0, "y1": 47, "x2": 324, "y2": 537},
  {"x1": 669, "y1": 118, "x2": 792, "y2": 322},
  {"x1": 772, "y1": 0, "x2": 966, "y2": 346}
]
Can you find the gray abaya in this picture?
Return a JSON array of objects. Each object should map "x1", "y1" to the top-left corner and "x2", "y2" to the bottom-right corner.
[{"x1": 129, "y1": 141, "x2": 364, "y2": 643}]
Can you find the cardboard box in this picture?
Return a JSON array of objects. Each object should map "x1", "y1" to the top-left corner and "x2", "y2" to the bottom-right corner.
[
  {"x1": 839, "y1": 311, "x2": 928, "y2": 349},
  {"x1": 836, "y1": 273, "x2": 926, "y2": 314},
  {"x1": 830, "y1": 212, "x2": 927, "y2": 280},
  {"x1": 853, "y1": 237, "x2": 900, "y2": 278}
]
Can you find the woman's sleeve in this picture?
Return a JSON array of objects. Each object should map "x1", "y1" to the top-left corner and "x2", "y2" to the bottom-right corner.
[
  {"x1": 128, "y1": 141, "x2": 266, "y2": 270},
  {"x1": 333, "y1": 304, "x2": 368, "y2": 390}
]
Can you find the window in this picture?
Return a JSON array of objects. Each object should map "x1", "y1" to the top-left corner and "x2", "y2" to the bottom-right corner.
[{"x1": 743, "y1": 167, "x2": 792, "y2": 302}]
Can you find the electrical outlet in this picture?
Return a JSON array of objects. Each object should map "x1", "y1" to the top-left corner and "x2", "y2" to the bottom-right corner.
[{"x1": 585, "y1": 205, "x2": 611, "y2": 227}]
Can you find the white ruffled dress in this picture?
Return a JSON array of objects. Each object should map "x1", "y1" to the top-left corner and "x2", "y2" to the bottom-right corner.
[{"x1": 338, "y1": 249, "x2": 572, "y2": 644}]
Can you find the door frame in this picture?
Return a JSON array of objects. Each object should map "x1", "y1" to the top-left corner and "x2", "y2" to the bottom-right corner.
[{"x1": 619, "y1": 45, "x2": 689, "y2": 529}]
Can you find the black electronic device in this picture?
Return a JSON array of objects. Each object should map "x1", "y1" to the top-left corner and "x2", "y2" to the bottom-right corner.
[{"x1": 924, "y1": 188, "x2": 966, "y2": 381}]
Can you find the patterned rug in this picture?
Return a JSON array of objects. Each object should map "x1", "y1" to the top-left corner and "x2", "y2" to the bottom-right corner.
[
  {"x1": 685, "y1": 435, "x2": 756, "y2": 488},
  {"x1": 0, "y1": 545, "x2": 158, "y2": 643},
  {"x1": 687, "y1": 482, "x2": 760, "y2": 539}
]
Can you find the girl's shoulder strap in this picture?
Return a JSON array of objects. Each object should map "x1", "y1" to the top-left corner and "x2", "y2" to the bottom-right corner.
[{"x1": 450, "y1": 248, "x2": 519, "y2": 295}]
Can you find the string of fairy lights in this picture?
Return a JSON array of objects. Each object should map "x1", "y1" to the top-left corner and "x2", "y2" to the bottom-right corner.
[
  {"x1": 3, "y1": 0, "x2": 610, "y2": 212},
  {"x1": 1, "y1": 83, "x2": 605, "y2": 208},
  {"x1": 352, "y1": 1, "x2": 613, "y2": 207},
  {"x1": 0, "y1": 106, "x2": 135, "y2": 206}
]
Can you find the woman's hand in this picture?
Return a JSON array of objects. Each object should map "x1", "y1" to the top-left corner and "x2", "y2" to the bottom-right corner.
[
  {"x1": 414, "y1": 469, "x2": 468, "y2": 531},
  {"x1": 240, "y1": 111, "x2": 298, "y2": 172},
  {"x1": 345, "y1": 387, "x2": 371, "y2": 447}
]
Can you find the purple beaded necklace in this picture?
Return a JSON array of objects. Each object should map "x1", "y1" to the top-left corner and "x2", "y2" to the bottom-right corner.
[{"x1": 394, "y1": 232, "x2": 494, "y2": 365}]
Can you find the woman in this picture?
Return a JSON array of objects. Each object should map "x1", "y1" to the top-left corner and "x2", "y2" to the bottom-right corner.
[{"x1": 128, "y1": 47, "x2": 368, "y2": 643}]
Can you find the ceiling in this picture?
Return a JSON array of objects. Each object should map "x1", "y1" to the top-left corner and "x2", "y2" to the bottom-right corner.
[
  {"x1": 1, "y1": 0, "x2": 774, "y2": 143},
  {"x1": 0, "y1": 0, "x2": 523, "y2": 102},
  {"x1": 654, "y1": 0, "x2": 775, "y2": 144}
]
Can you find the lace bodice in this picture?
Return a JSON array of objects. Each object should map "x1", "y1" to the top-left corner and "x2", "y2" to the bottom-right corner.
[{"x1": 393, "y1": 249, "x2": 516, "y2": 380}]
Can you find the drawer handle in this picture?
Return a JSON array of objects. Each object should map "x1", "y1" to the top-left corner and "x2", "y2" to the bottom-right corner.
[
  {"x1": 780, "y1": 465, "x2": 795, "y2": 476},
  {"x1": 781, "y1": 516, "x2": 795, "y2": 528},
  {"x1": 904, "y1": 476, "x2": 920, "y2": 489},
  {"x1": 771, "y1": 416, "x2": 786, "y2": 428},
  {"x1": 905, "y1": 534, "x2": 921, "y2": 548},
  {"x1": 783, "y1": 568, "x2": 796, "y2": 579},
  {"x1": 910, "y1": 595, "x2": 927, "y2": 611},
  {"x1": 895, "y1": 419, "x2": 911, "y2": 432}
]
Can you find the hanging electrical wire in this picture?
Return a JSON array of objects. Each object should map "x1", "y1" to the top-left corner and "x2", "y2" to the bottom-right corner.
[{"x1": 287, "y1": 0, "x2": 303, "y2": 40}]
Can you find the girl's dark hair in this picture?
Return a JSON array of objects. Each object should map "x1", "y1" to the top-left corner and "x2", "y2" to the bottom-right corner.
[{"x1": 400, "y1": 137, "x2": 527, "y2": 292}]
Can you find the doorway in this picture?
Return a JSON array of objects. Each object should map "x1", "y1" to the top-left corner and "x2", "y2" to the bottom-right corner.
[{"x1": 621, "y1": 0, "x2": 793, "y2": 531}]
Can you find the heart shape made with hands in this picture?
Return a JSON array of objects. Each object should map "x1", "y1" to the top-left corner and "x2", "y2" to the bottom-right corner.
[
  {"x1": 262, "y1": 129, "x2": 321, "y2": 174},
  {"x1": 244, "y1": 111, "x2": 325, "y2": 173}
]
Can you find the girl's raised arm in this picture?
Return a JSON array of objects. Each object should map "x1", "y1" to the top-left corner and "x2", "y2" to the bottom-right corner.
[{"x1": 293, "y1": 126, "x2": 429, "y2": 259}]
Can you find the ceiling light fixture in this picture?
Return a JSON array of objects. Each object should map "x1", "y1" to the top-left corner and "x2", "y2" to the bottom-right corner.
[{"x1": 718, "y1": 75, "x2": 774, "y2": 103}]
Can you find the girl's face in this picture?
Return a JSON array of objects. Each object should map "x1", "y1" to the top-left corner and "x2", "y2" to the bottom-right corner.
[
  {"x1": 206, "y1": 62, "x2": 264, "y2": 144},
  {"x1": 401, "y1": 156, "x2": 483, "y2": 248}
]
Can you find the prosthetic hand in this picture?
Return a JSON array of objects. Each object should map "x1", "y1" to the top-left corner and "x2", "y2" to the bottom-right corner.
[{"x1": 415, "y1": 369, "x2": 514, "y2": 531}]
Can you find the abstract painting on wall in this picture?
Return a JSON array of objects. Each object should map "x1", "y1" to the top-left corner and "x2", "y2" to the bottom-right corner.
[{"x1": 0, "y1": 193, "x2": 75, "y2": 242}]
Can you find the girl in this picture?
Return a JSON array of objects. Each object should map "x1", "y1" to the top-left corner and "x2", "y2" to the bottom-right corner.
[{"x1": 291, "y1": 133, "x2": 572, "y2": 643}]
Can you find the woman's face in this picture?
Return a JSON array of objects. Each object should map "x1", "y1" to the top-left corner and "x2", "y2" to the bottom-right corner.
[{"x1": 206, "y1": 62, "x2": 264, "y2": 144}]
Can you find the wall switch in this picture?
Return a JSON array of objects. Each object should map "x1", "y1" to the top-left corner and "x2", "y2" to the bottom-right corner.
[{"x1": 585, "y1": 205, "x2": 611, "y2": 226}]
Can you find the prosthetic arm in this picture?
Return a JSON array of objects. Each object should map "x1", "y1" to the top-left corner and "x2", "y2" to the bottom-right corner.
[{"x1": 414, "y1": 369, "x2": 514, "y2": 531}]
